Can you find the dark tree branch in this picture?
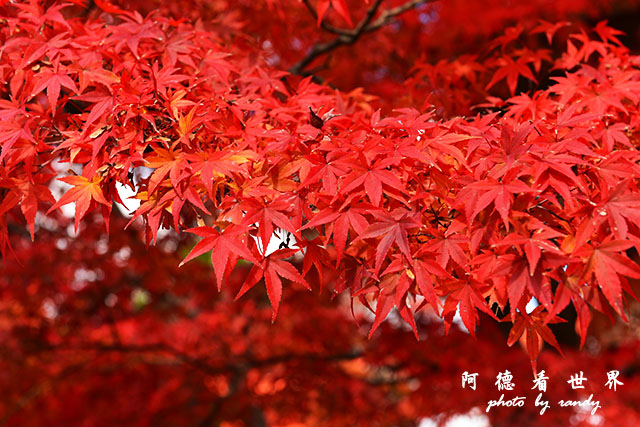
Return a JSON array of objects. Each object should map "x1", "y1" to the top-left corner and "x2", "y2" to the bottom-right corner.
[
  {"x1": 364, "y1": 0, "x2": 432, "y2": 33},
  {"x1": 290, "y1": 0, "x2": 434, "y2": 75},
  {"x1": 1, "y1": 361, "x2": 88, "y2": 424},
  {"x1": 196, "y1": 367, "x2": 248, "y2": 427},
  {"x1": 246, "y1": 349, "x2": 363, "y2": 367},
  {"x1": 290, "y1": 0, "x2": 384, "y2": 75},
  {"x1": 43, "y1": 342, "x2": 364, "y2": 377}
]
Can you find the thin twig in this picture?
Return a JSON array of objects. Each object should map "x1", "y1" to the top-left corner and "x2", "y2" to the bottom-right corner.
[
  {"x1": 290, "y1": 0, "x2": 384, "y2": 74},
  {"x1": 364, "y1": 0, "x2": 431, "y2": 33},
  {"x1": 290, "y1": 0, "x2": 434, "y2": 75},
  {"x1": 43, "y1": 342, "x2": 364, "y2": 376}
]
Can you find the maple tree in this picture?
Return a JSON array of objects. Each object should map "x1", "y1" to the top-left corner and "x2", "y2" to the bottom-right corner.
[{"x1": 1, "y1": 0, "x2": 640, "y2": 425}]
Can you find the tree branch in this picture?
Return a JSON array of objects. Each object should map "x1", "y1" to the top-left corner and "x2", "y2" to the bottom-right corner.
[
  {"x1": 43, "y1": 342, "x2": 364, "y2": 377},
  {"x1": 290, "y1": 0, "x2": 434, "y2": 75},
  {"x1": 1, "y1": 361, "x2": 88, "y2": 424},
  {"x1": 364, "y1": 0, "x2": 431, "y2": 33}
]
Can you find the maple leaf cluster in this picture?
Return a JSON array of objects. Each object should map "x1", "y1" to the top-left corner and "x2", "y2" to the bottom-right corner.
[{"x1": 110, "y1": 0, "x2": 640, "y2": 107}]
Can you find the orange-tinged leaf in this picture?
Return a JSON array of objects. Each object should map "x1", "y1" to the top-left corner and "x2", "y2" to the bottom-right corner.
[{"x1": 47, "y1": 175, "x2": 111, "y2": 231}]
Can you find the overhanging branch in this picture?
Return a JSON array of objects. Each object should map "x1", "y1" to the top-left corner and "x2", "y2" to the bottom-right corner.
[{"x1": 290, "y1": 0, "x2": 435, "y2": 75}]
